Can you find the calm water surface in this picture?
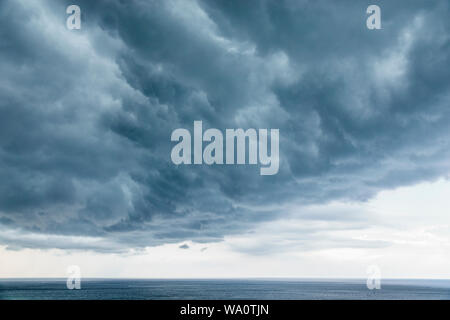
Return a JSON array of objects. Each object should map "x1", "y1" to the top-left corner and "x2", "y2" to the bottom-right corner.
[{"x1": 1, "y1": 279, "x2": 449, "y2": 300}]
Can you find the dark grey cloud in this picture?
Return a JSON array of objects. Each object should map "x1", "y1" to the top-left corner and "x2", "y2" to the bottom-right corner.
[{"x1": 0, "y1": 0, "x2": 449, "y2": 251}]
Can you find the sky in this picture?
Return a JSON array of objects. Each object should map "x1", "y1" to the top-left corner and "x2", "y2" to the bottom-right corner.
[{"x1": 0, "y1": 0, "x2": 449, "y2": 278}]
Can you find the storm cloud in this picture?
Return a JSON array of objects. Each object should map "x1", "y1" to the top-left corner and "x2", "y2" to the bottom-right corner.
[{"x1": 0, "y1": 0, "x2": 449, "y2": 251}]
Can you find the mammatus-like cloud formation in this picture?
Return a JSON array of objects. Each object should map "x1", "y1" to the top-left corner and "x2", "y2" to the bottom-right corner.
[{"x1": 0, "y1": 0, "x2": 449, "y2": 251}]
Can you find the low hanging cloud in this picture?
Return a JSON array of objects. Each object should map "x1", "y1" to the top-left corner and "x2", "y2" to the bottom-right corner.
[{"x1": 0, "y1": 0, "x2": 449, "y2": 252}]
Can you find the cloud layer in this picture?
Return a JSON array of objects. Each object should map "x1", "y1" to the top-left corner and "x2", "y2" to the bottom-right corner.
[{"x1": 0, "y1": 0, "x2": 449, "y2": 251}]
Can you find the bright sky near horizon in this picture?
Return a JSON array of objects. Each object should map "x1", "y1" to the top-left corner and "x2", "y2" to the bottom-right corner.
[{"x1": 2, "y1": 178, "x2": 449, "y2": 279}]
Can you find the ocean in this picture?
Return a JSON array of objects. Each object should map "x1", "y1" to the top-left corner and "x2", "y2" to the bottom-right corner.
[{"x1": 1, "y1": 279, "x2": 449, "y2": 300}]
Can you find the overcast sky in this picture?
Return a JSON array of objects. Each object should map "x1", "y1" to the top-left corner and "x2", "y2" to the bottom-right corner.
[{"x1": 0, "y1": 0, "x2": 449, "y2": 278}]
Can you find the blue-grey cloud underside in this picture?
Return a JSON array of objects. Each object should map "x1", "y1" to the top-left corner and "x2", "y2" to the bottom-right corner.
[{"x1": 0, "y1": 0, "x2": 449, "y2": 251}]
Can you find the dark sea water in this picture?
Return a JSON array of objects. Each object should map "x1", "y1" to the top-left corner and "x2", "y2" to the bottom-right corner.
[{"x1": 0, "y1": 279, "x2": 449, "y2": 300}]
